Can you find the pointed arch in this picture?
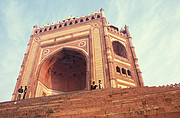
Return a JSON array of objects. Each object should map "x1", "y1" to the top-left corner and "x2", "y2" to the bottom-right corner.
[{"x1": 34, "y1": 46, "x2": 89, "y2": 97}]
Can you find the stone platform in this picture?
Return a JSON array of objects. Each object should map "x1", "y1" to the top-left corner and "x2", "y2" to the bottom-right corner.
[{"x1": 0, "y1": 86, "x2": 180, "y2": 118}]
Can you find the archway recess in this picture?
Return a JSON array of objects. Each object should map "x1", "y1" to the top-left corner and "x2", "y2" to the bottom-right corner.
[{"x1": 38, "y1": 49, "x2": 87, "y2": 92}]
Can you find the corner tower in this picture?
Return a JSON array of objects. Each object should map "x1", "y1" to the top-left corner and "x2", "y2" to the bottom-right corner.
[{"x1": 12, "y1": 9, "x2": 144, "y2": 100}]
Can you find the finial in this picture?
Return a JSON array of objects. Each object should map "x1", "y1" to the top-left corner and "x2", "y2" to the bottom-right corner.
[
  {"x1": 100, "y1": 8, "x2": 104, "y2": 12},
  {"x1": 32, "y1": 25, "x2": 37, "y2": 35},
  {"x1": 124, "y1": 25, "x2": 131, "y2": 38},
  {"x1": 124, "y1": 25, "x2": 128, "y2": 30},
  {"x1": 100, "y1": 8, "x2": 105, "y2": 18},
  {"x1": 33, "y1": 25, "x2": 37, "y2": 29}
]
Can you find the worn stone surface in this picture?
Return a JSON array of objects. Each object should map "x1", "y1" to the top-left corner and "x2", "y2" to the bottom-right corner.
[{"x1": 1, "y1": 86, "x2": 180, "y2": 117}]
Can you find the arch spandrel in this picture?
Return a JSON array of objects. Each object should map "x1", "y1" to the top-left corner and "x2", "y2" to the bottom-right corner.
[{"x1": 38, "y1": 38, "x2": 88, "y2": 67}]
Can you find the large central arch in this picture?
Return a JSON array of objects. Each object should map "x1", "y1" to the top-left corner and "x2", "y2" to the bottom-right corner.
[{"x1": 37, "y1": 48, "x2": 87, "y2": 95}]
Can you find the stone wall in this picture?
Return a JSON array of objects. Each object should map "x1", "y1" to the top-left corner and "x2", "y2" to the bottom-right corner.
[{"x1": 1, "y1": 86, "x2": 180, "y2": 117}]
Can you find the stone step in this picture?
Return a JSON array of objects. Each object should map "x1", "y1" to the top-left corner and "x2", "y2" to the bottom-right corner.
[{"x1": 0, "y1": 86, "x2": 180, "y2": 117}]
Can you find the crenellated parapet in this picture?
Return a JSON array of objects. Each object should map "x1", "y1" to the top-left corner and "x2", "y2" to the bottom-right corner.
[
  {"x1": 158, "y1": 82, "x2": 180, "y2": 88},
  {"x1": 32, "y1": 12, "x2": 101, "y2": 35}
]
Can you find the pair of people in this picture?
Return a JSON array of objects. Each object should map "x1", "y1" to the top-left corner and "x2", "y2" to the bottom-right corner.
[
  {"x1": 91, "y1": 80, "x2": 103, "y2": 90},
  {"x1": 17, "y1": 86, "x2": 27, "y2": 100}
]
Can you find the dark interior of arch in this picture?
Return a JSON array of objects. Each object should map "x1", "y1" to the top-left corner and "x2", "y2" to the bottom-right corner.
[
  {"x1": 39, "y1": 49, "x2": 86, "y2": 92},
  {"x1": 116, "y1": 66, "x2": 120, "y2": 73},
  {"x1": 112, "y1": 41, "x2": 127, "y2": 58}
]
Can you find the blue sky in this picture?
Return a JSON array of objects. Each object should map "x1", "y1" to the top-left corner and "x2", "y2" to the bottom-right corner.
[{"x1": 0, "y1": 0, "x2": 180, "y2": 102}]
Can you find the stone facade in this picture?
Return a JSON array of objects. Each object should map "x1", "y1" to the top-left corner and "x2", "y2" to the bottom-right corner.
[{"x1": 12, "y1": 8, "x2": 144, "y2": 101}]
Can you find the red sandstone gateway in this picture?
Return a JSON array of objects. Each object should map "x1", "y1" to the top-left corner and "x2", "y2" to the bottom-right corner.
[{"x1": 12, "y1": 8, "x2": 144, "y2": 101}]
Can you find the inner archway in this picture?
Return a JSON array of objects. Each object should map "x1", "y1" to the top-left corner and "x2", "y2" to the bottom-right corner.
[{"x1": 39, "y1": 49, "x2": 87, "y2": 92}]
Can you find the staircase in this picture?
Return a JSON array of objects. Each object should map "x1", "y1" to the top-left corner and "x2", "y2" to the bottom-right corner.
[{"x1": 0, "y1": 86, "x2": 180, "y2": 118}]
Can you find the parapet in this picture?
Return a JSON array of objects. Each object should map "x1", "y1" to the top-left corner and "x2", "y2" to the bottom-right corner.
[{"x1": 33, "y1": 11, "x2": 101, "y2": 35}]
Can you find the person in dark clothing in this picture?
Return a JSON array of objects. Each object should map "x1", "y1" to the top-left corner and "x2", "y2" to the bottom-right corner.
[
  {"x1": 91, "y1": 81, "x2": 97, "y2": 90},
  {"x1": 23, "y1": 86, "x2": 27, "y2": 99},
  {"x1": 17, "y1": 86, "x2": 23, "y2": 100}
]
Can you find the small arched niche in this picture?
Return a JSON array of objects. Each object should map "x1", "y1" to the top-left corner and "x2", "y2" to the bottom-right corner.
[
  {"x1": 116, "y1": 66, "x2": 120, "y2": 73},
  {"x1": 112, "y1": 41, "x2": 127, "y2": 58},
  {"x1": 38, "y1": 49, "x2": 87, "y2": 92}
]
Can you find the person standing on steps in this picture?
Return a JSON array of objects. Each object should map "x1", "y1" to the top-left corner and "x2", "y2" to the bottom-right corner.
[
  {"x1": 17, "y1": 86, "x2": 23, "y2": 100},
  {"x1": 91, "y1": 81, "x2": 97, "y2": 90},
  {"x1": 23, "y1": 86, "x2": 27, "y2": 99},
  {"x1": 98, "y1": 80, "x2": 103, "y2": 89}
]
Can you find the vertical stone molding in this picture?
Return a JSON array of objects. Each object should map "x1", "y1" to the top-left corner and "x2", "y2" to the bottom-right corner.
[
  {"x1": 21, "y1": 39, "x2": 39, "y2": 87},
  {"x1": 92, "y1": 25, "x2": 105, "y2": 86}
]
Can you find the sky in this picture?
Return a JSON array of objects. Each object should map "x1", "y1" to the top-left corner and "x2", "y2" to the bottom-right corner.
[{"x1": 0, "y1": 0, "x2": 180, "y2": 102}]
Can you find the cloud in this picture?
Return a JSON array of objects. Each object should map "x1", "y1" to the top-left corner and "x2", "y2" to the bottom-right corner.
[
  {"x1": 1, "y1": 1, "x2": 25, "y2": 41},
  {"x1": 134, "y1": 1, "x2": 180, "y2": 86},
  {"x1": 106, "y1": 0, "x2": 180, "y2": 86},
  {"x1": 0, "y1": 0, "x2": 80, "y2": 102},
  {"x1": 0, "y1": 0, "x2": 28, "y2": 102}
]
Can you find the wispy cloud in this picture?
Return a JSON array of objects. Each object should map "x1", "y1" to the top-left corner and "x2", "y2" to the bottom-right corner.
[
  {"x1": 0, "y1": 0, "x2": 29, "y2": 102},
  {"x1": 0, "y1": 0, "x2": 80, "y2": 102},
  {"x1": 107, "y1": 0, "x2": 180, "y2": 86},
  {"x1": 1, "y1": 1, "x2": 26, "y2": 41}
]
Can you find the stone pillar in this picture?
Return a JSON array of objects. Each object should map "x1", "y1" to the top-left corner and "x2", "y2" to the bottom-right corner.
[
  {"x1": 125, "y1": 25, "x2": 144, "y2": 86},
  {"x1": 100, "y1": 8, "x2": 116, "y2": 88},
  {"x1": 11, "y1": 30, "x2": 35, "y2": 101}
]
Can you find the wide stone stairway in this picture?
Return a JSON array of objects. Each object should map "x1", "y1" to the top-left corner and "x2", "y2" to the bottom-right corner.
[{"x1": 0, "y1": 86, "x2": 180, "y2": 118}]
